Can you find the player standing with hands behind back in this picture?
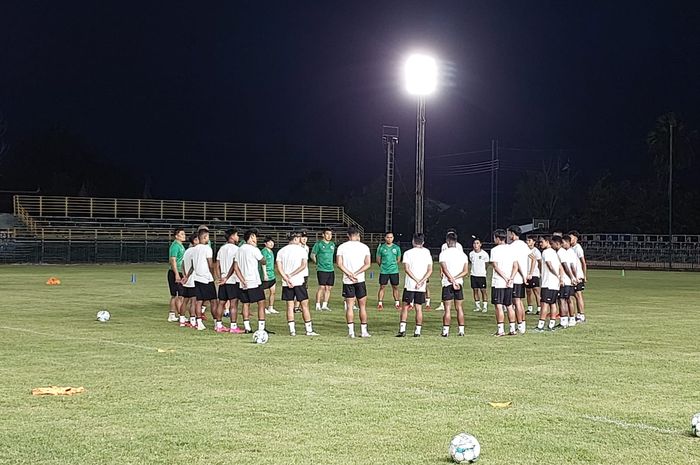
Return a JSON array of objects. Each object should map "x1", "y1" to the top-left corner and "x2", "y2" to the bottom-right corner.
[
  {"x1": 336, "y1": 227, "x2": 372, "y2": 338},
  {"x1": 396, "y1": 233, "x2": 433, "y2": 337},
  {"x1": 439, "y1": 232, "x2": 469, "y2": 337},
  {"x1": 489, "y1": 229, "x2": 518, "y2": 336}
]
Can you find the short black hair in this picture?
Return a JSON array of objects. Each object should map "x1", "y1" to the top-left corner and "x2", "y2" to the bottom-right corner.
[
  {"x1": 507, "y1": 225, "x2": 522, "y2": 237},
  {"x1": 445, "y1": 232, "x2": 458, "y2": 245},
  {"x1": 412, "y1": 233, "x2": 425, "y2": 245},
  {"x1": 224, "y1": 228, "x2": 238, "y2": 241},
  {"x1": 551, "y1": 235, "x2": 562, "y2": 245},
  {"x1": 288, "y1": 230, "x2": 301, "y2": 241},
  {"x1": 568, "y1": 230, "x2": 580, "y2": 238},
  {"x1": 243, "y1": 228, "x2": 258, "y2": 242},
  {"x1": 561, "y1": 234, "x2": 571, "y2": 243},
  {"x1": 540, "y1": 235, "x2": 551, "y2": 243},
  {"x1": 197, "y1": 229, "x2": 208, "y2": 240},
  {"x1": 526, "y1": 234, "x2": 539, "y2": 241},
  {"x1": 322, "y1": 228, "x2": 333, "y2": 234},
  {"x1": 446, "y1": 230, "x2": 458, "y2": 241},
  {"x1": 493, "y1": 229, "x2": 507, "y2": 241},
  {"x1": 299, "y1": 229, "x2": 308, "y2": 238},
  {"x1": 263, "y1": 235, "x2": 274, "y2": 244},
  {"x1": 347, "y1": 226, "x2": 360, "y2": 237},
  {"x1": 188, "y1": 232, "x2": 198, "y2": 244},
  {"x1": 384, "y1": 231, "x2": 394, "y2": 236},
  {"x1": 173, "y1": 227, "x2": 185, "y2": 236}
]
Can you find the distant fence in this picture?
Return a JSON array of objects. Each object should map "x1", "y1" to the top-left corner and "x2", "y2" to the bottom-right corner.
[{"x1": 0, "y1": 234, "x2": 388, "y2": 264}]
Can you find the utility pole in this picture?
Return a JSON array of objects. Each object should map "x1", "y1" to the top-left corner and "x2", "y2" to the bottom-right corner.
[
  {"x1": 382, "y1": 126, "x2": 399, "y2": 233},
  {"x1": 489, "y1": 139, "x2": 499, "y2": 235},
  {"x1": 668, "y1": 120, "x2": 673, "y2": 270}
]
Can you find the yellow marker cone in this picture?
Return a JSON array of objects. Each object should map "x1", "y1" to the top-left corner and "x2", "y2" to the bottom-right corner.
[{"x1": 156, "y1": 348, "x2": 176, "y2": 353}]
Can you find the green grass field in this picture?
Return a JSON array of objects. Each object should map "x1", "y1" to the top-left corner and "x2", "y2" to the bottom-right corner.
[{"x1": 1, "y1": 264, "x2": 699, "y2": 465}]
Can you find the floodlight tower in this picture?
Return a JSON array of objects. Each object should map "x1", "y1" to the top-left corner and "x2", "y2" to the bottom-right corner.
[
  {"x1": 382, "y1": 125, "x2": 399, "y2": 233},
  {"x1": 404, "y1": 54, "x2": 437, "y2": 235}
]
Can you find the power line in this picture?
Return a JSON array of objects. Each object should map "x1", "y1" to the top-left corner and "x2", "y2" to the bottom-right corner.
[{"x1": 428, "y1": 148, "x2": 491, "y2": 160}]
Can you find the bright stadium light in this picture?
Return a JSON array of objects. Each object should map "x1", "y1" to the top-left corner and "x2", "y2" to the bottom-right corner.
[
  {"x1": 404, "y1": 54, "x2": 437, "y2": 96},
  {"x1": 404, "y1": 53, "x2": 438, "y2": 234}
]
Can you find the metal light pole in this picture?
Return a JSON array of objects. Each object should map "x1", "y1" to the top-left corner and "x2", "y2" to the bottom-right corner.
[
  {"x1": 382, "y1": 125, "x2": 399, "y2": 233},
  {"x1": 415, "y1": 96, "x2": 426, "y2": 234},
  {"x1": 404, "y1": 53, "x2": 437, "y2": 236}
]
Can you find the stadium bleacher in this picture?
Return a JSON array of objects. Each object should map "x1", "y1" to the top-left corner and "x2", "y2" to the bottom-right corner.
[{"x1": 4, "y1": 195, "x2": 385, "y2": 263}]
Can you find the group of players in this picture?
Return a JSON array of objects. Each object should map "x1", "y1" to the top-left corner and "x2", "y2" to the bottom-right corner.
[{"x1": 166, "y1": 223, "x2": 587, "y2": 338}]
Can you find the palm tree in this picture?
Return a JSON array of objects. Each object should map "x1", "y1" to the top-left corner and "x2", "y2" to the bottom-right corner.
[{"x1": 646, "y1": 112, "x2": 697, "y2": 177}]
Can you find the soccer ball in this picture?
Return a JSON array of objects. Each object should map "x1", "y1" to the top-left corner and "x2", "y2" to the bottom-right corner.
[
  {"x1": 692, "y1": 413, "x2": 700, "y2": 437},
  {"x1": 96, "y1": 310, "x2": 111, "y2": 322},
  {"x1": 252, "y1": 330, "x2": 268, "y2": 344},
  {"x1": 449, "y1": 432, "x2": 480, "y2": 463}
]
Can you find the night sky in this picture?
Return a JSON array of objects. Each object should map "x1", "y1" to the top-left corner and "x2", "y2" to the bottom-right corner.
[{"x1": 1, "y1": 1, "x2": 698, "y2": 204}]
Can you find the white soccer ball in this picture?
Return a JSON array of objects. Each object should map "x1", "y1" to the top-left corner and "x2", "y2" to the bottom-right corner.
[
  {"x1": 692, "y1": 413, "x2": 700, "y2": 437},
  {"x1": 252, "y1": 329, "x2": 269, "y2": 344},
  {"x1": 449, "y1": 432, "x2": 480, "y2": 463},
  {"x1": 96, "y1": 310, "x2": 111, "y2": 322}
]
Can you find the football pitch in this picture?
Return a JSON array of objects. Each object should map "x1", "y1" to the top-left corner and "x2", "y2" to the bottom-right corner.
[{"x1": 1, "y1": 264, "x2": 699, "y2": 465}]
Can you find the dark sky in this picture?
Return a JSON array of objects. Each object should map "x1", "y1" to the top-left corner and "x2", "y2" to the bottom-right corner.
[{"x1": 1, "y1": 1, "x2": 699, "y2": 203}]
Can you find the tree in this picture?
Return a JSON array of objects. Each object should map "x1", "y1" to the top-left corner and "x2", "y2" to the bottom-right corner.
[{"x1": 511, "y1": 157, "x2": 574, "y2": 228}]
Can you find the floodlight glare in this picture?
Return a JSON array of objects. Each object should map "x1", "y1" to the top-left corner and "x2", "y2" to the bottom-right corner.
[{"x1": 404, "y1": 54, "x2": 437, "y2": 95}]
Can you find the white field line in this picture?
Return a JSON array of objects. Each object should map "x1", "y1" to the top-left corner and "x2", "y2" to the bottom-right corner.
[
  {"x1": 0, "y1": 325, "x2": 159, "y2": 351},
  {"x1": 0, "y1": 325, "x2": 233, "y2": 363},
  {"x1": 0, "y1": 325, "x2": 687, "y2": 436},
  {"x1": 581, "y1": 414, "x2": 684, "y2": 435}
]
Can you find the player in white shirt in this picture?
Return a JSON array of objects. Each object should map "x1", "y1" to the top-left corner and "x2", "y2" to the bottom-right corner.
[
  {"x1": 534, "y1": 235, "x2": 562, "y2": 331},
  {"x1": 294, "y1": 231, "x2": 310, "y2": 313},
  {"x1": 435, "y1": 228, "x2": 463, "y2": 312},
  {"x1": 489, "y1": 229, "x2": 518, "y2": 336},
  {"x1": 468, "y1": 238, "x2": 489, "y2": 313},
  {"x1": 396, "y1": 233, "x2": 433, "y2": 337},
  {"x1": 507, "y1": 225, "x2": 536, "y2": 334},
  {"x1": 525, "y1": 234, "x2": 543, "y2": 316},
  {"x1": 551, "y1": 236, "x2": 574, "y2": 328},
  {"x1": 181, "y1": 229, "x2": 218, "y2": 331},
  {"x1": 560, "y1": 235, "x2": 581, "y2": 327},
  {"x1": 179, "y1": 233, "x2": 199, "y2": 328},
  {"x1": 276, "y1": 231, "x2": 318, "y2": 336},
  {"x1": 336, "y1": 227, "x2": 372, "y2": 338},
  {"x1": 230, "y1": 229, "x2": 267, "y2": 334},
  {"x1": 568, "y1": 230, "x2": 587, "y2": 322},
  {"x1": 216, "y1": 228, "x2": 244, "y2": 334},
  {"x1": 439, "y1": 232, "x2": 469, "y2": 337}
]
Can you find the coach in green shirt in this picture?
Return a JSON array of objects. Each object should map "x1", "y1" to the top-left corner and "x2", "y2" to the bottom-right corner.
[
  {"x1": 311, "y1": 228, "x2": 335, "y2": 311},
  {"x1": 167, "y1": 227, "x2": 186, "y2": 322},
  {"x1": 376, "y1": 231, "x2": 401, "y2": 310}
]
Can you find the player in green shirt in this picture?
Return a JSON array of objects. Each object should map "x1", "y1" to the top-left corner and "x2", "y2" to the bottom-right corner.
[
  {"x1": 167, "y1": 227, "x2": 187, "y2": 322},
  {"x1": 310, "y1": 228, "x2": 336, "y2": 311},
  {"x1": 261, "y1": 236, "x2": 279, "y2": 314},
  {"x1": 376, "y1": 231, "x2": 402, "y2": 310}
]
